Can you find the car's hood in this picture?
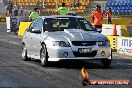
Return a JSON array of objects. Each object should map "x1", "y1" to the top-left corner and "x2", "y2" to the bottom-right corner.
[{"x1": 43, "y1": 29, "x2": 108, "y2": 42}]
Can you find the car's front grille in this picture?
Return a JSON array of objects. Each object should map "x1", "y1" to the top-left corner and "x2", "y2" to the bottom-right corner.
[
  {"x1": 72, "y1": 41, "x2": 96, "y2": 46},
  {"x1": 73, "y1": 51, "x2": 97, "y2": 57}
]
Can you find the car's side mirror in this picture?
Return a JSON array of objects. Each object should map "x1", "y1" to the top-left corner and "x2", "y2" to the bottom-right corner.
[
  {"x1": 96, "y1": 28, "x2": 102, "y2": 33},
  {"x1": 32, "y1": 29, "x2": 41, "y2": 33},
  {"x1": 92, "y1": 25, "x2": 96, "y2": 31},
  {"x1": 92, "y1": 25, "x2": 95, "y2": 29},
  {"x1": 92, "y1": 26, "x2": 102, "y2": 33}
]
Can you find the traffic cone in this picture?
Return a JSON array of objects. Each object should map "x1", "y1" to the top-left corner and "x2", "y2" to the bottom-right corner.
[{"x1": 112, "y1": 24, "x2": 117, "y2": 36}]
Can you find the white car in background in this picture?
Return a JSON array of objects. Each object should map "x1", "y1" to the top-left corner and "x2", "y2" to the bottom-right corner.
[{"x1": 22, "y1": 15, "x2": 112, "y2": 67}]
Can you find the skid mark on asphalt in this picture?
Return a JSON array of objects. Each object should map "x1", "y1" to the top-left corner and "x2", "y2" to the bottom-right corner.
[
  {"x1": 113, "y1": 53, "x2": 132, "y2": 59},
  {"x1": 116, "y1": 62, "x2": 132, "y2": 66},
  {"x1": 9, "y1": 34, "x2": 22, "y2": 39},
  {"x1": 0, "y1": 38, "x2": 20, "y2": 45},
  {"x1": 9, "y1": 34, "x2": 19, "y2": 38},
  {"x1": 9, "y1": 41, "x2": 19, "y2": 45}
]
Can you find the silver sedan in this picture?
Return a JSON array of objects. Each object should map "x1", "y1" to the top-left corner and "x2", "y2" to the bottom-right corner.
[{"x1": 22, "y1": 15, "x2": 112, "y2": 67}]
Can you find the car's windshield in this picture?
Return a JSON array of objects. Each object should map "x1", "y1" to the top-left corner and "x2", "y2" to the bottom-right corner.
[{"x1": 43, "y1": 17, "x2": 95, "y2": 32}]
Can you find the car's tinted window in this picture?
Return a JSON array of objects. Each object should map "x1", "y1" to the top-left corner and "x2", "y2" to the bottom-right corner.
[
  {"x1": 43, "y1": 17, "x2": 95, "y2": 32},
  {"x1": 44, "y1": 17, "x2": 80, "y2": 32},
  {"x1": 77, "y1": 18, "x2": 95, "y2": 31}
]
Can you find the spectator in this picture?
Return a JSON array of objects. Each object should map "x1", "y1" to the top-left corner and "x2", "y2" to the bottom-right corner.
[
  {"x1": 74, "y1": 2, "x2": 81, "y2": 7},
  {"x1": 20, "y1": 5, "x2": 24, "y2": 16},
  {"x1": 35, "y1": 0, "x2": 42, "y2": 15},
  {"x1": 69, "y1": 2, "x2": 74, "y2": 11},
  {"x1": 7, "y1": 0, "x2": 13, "y2": 16},
  {"x1": 42, "y1": 1, "x2": 47, "y2": 15},
  {"x1": 5, "y1": 5, "x2": 8, "y2": 16},
  {"x1": 43, "y1": 1, "x2": 47, "y2": 8},
  {"x1": 58, "y1": 3, "x2": 68, "y2": 15},
  {"x1": 29, "y1": 8, "x2": 39, "y2": 21},
  {"x1": 36, "y1": 1, "x2": 41, "y2": 10},
  {"x1": 2, "y1": 0, "x2": 8, "y2": 5},
  {"x1": 91, "y1": 4, "x2": 103, "y2": 33},
  {"x1": 13, "y1": 4, "x2": 19, "y2": 16},
  {"x1": 130, "y1": 22, "x2": 132, "y2": 27},
  {"x1": 105, "y1": 7, "x2": 112, "y2": 24}
]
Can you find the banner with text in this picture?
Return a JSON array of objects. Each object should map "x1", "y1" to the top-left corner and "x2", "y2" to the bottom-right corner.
[{"x1": 117, "y1": 37, "x2": 132, "y2": 56}]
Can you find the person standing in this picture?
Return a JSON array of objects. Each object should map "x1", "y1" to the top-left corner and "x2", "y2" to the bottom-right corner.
[
  {"x1": 91, "y1": 4, "x2": 103, "y2": 33},
  {"x1": 43, "y1": 1, "x2": 47, "y2": 8},
  {"x1": 13, "y1": 4, "x2": 19, "y2": 16},
  {"x1": 5, "y1": 5, "x2": 9, "y2": 16},
  {"x1": 105, "y1": 7, "x2": 112, "y2": 24},
  {"x1": 7, "y1": 0, "x2": 13, "y2": 16},
  {"x1": 29, "y1": 8, "x2": 39, "y2": 21},
  {"x1": 42, "y1": 1, "x2": 47, "y2": 15},
  {"x1": 58, "y1": 3, "x2": 68, "y2": 15},
  {"x1": 35, "y1": 0, "x2": 42, "y2": 15},
  {"x1": 20, "y1": 5, "x2": 24, "y2": 16},
  {"x1": 69, "y1": 2, "x2": 74, "y2": 11}
]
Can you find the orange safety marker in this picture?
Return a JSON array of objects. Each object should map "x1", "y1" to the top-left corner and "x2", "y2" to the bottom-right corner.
[{"x1": 112, "y1": 24, "x2": 117, "y2": 36}]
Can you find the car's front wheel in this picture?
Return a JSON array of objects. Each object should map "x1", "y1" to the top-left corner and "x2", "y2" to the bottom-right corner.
[
  {"x1": 22, "y1": 44, "x2": 30, "y2": 61},
  {"x1": 101, "y1": 59, "x2": 111, "y2": 67},
  {"x1": 40, "y1": 44, "x2": 48, "y2": 67}
]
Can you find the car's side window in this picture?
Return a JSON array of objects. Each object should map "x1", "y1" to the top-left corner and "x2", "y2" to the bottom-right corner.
[
  {"x1": 27, "y1": 18, "x2": 43, "y2": 33},
  {"x1": 44, "y1": 18, "x2": 53, "y2": 32}
]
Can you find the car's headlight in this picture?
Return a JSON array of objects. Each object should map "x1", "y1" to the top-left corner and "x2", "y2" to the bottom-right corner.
[
  {"x1": 98, "y1": 41, "x2": 110, "y2": 46},
  {"x1": 53, "y1": 41, "x2": 71, "y2": 47}
]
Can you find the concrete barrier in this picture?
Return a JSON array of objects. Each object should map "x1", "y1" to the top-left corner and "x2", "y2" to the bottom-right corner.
[
  {"x1": 107, "y1": 35, "x2": 132, "y2": 56},
  {"x1": 18, "y1": 22, "x2": 31, "y2": 36},
  {"x1": 102, "y1": 24, "x2": 129, "y2": 37},
  {"x1": 102, "y1": 24, "x2": 129, "y2": 52},
  {"x1": 0, "y1": 16, "x2": 6, "y2": 24},
  {"x1": 0, "y1": 18, "x2": 6, "y2": 22}
]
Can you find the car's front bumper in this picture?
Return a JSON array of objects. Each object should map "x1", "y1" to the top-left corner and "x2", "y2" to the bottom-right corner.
[{"x1": 47, "y1": 46, "x2": 112, "y2": 61}]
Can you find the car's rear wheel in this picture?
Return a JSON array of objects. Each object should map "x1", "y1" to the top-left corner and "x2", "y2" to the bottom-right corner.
[
  {"x1": 101, "y1": 59, "x2": 111, "y2": 67},
  {"x1": 22, "y1": 44, "x2": 30, "y2": 61},
  {"x1": 40, "y1": 44, "x2": 48, "y2": 67}
]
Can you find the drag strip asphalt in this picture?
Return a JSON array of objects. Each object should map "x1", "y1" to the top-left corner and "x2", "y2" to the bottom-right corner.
[{"x1": 0, "y1": 24, "x2": 132, "y2": 88}]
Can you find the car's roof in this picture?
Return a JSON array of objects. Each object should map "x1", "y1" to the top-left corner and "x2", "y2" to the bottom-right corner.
[{"x1": 39, "y1": 15, "x2": 83, "y2": 19}]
